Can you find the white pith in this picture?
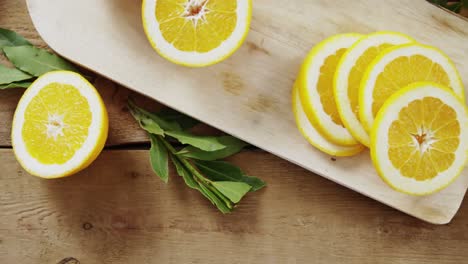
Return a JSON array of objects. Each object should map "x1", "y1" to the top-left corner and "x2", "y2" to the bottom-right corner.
[
  {"x1": 372, "y1": 84, "x2": 468, "y2": 195},
  {"x1": 183, "y1": 0, "x2": 209, "y2": 24},
  {"x1": 360, "y1": 44, "x2": 465, "y2": 132},
  {"x1": 300, "y1": 34, "x2": 363, "y2": 146},
  {"x1": 143, "y1": 0, "x2": 250, "y2": 66},
  {"x1": 334, "y1": 32, "x2": 413, "y2": 146},
  {"x1": 46, "y1": 113, "x2": 66, "y2": 140},
  {"x1": 293, "y1": 86, "x2": 362, "y2": 156},
  {"x1": 12, "y1": 71, "x2": 105, "y2": 178}
]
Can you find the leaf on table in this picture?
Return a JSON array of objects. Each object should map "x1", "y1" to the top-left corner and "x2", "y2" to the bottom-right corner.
[
  {"x1": 170, "y1": 155, "x2": 198, "y2": 189},
  {"x1": 170, "y1": 157, "x2": 231, "y2": 213},
  {"x1": 428, "y1": 0, "x2": 466, "y2": 12},
  {"x1": 128, "y1": 99, "x2": 181, "y2": 132},
  {"x1": 0, "y1": 80, "x2": 33, "y2": 89},
  {"x1": 211, "y1": 182, "x2": 251, "y2": 203},
  {"x1": 178, "y1": 136, "x2": 248, "y2": 161},
  {"x1": 195, "y1": 160, "x2": 266, "y2": 191},
  {"x1": 158, "y1": 108, "x2": 200, "y2": 130},
  {"x1": 0, "y1": 28, "x2": 32, "y2": 49},
  {"x1": 3, "y1": 45, "x2": 78, "y2": 76},
  {"x1": 141, "y1": 118, "x2": 165, "y2": 135},
  {"x1": 165, "y1": 131, "x2": 227, "y2": 152},
  {"x1": 149, "y1": 135, "x2": 169, "y2": 183},
  {"x1": 0, "y1": 64, "x2": 33, "y2": 85},
  {"x1": 198, "y1": 183, "x2": 232, "y2": 214}
]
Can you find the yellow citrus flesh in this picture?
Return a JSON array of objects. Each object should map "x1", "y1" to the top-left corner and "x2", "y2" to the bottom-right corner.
[
  {"x1": 371, "y1": 83, "x2": 468, "y2": 195},
  {"x1": 334, "y1": 32, "x2": 414, "y2": 147},
  {"x1": 143, "y1": 0, "x2": 251, "y2": 67},
  {"x1": 388, "y1": 96, "x2": 459, "y2": 180},
  {"x1": 298, "y1": 33, "x2": 364, "y2": 146},
  {"x1": 22, "y1": 83, "x2": 92, "y2": 165},
  {"x1": 12, "y1": 71, "x2": 108, "y2": 179},
  {"x1": 318, "y1": 48, "x2": 348, "y2": 126},
  {"x1": 371, "y1": 55, "x2": 450, "y2": 116},
  {"x1": 157, "y1": 0, "x2": 236, "y2": 52},
  {"x1": 360, "y1": 43, "x2": 465, "y2": 133},
  {"x1": 348, "y1": 44, "x2": 393, "y2": 120},
  {"x1": 292, "y1": 85, "x2": 364, "y2": 157}
]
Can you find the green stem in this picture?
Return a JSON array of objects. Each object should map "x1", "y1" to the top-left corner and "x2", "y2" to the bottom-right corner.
[
  {"x1": 159, "y1": 135, "x2": 233, "y2": 209},
  {"x1": 206, "y1": 184, "x2": 234, "y2": 209},
  {"x1": 159, "y1": 136, "x2": 209, "y2": 183}
]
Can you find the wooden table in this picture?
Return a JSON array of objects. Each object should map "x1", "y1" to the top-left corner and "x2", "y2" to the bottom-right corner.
[{"x1": 1, "y1": 1, "x2": 468, "y2": 263}]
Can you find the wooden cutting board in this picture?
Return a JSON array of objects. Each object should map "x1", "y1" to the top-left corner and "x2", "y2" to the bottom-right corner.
[{"x1": 26, "y1": 0, "x2": 468, "y2": 224}]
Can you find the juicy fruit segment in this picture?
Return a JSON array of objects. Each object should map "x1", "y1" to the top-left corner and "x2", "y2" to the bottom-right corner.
[
  {"x1": 348, "y1": 44, "x2": 392, "y2": 118},
  {"x1": 371, "y1": 55, "x2": 450, "y2": 116},
  {"x1": 371, "y1": 83, "x2": 468, "y2": 195},
  {"x1": 334, "y1": 32, "x2": 414, "y2": 147},
  {"x1": 12, "y1": 71, "x2": 108, "y2": 179},
  {"x1": 360, "y1": 44, "x2": 465, "y2": 133},
  {"x1": 156, "y1": 0, "x2": 237, "y2": 52},
  {"x1": 318, "y1": 48, "x2": 347, "y2": 126},
  {"x1": 143, "y1": 0, "x2": 251, "y2": 66},
  {"x1": 292, "y1": 86, "x2": 364, "y2": 157},
  {"x1": 299, "y1": 33, "x2": 364, "y2": 146},
  {"x1": 22, "y1": 83, "x2": 92, "y2": 164},
  {"x1": 388, "y1": 97, "x2": 459, "y2": 180}
]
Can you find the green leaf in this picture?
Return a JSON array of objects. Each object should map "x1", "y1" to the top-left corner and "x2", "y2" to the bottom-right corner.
[
  {"x1": 0, "y1": 80, "x2": 32, "y2": 89},
  {"x1": 198, "y1": 183, "x2": 232, "y2": 214},
  {"x1": 170, "y1": 154, "x2": 232, "y2": 213},
  {"x1": 211, "y1": 182, "x2": 251, "y2": 203},
  {"x1": 178, "y1": 136, "x2": 248, "y2": 161},
  {"x1": 141, "y1": 118, "x2": 165, "y2": 135},
  {"x1": 0, "y1": 64, "x2": 33, "y2": 85},
  {"x1": 3, "y1": 45, "x2": 78, "y2": 76},
  {"x1": 165, "y1": 131, "x2": 227, "y2": 152},
  {"x1": 0, "y1": 28, "x2": 31, "y2": 49},
  {"x1": 158, "y1": 108, "x2": 199, "y2": 130},
  {"x1": 195, "y1": 160, "x2": 266, "y2": 192},
  {"x1": 149, "y1": 135, "x2": 169, "y2": 183},
  {"x1": 170, "y1": 155, "x2": 198, "y2": 189},
  {"x1": 128, "y1": 99, "x2": 181, "y2": 132}
]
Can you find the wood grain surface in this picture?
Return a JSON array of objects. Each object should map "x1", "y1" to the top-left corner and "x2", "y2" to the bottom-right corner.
[
  {"x1": 1, "y1": 1, "x2": 468, "y2": 263},
  {"x1": 25, "y1": 0, "x2": 468, "y2": 223},
  {"x1": 2, "y1": 149, "x2": 468, "y2": 264}
]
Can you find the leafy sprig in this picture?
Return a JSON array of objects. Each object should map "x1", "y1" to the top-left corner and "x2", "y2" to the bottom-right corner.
[
  {"x1": 429, "y1": 0, "x2": 468, "y2": 13},
  {"x1": 128, "y1": 100, "x2": 266, "y2": 213},
  {"x1": 0, "y1": 28, "x2": 78, "y2": 89}
]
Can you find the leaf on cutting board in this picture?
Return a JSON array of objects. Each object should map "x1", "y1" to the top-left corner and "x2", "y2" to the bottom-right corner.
[
  {"x1": 178, "y1": 136, "x2": 248, "y2": 161},
  {"x1": 0, "y1": 64, "x2": 33, "y2": 85},
  {"x1": 165, "y1": 131, "x2": 227, "y2": 152},
  {"x1": 158, "y1": 108, "x2": 200, "y2": 130},
  {"x1": 211, "y1": 182, "x2": 252, "y2": 203},
  {"x1": 0, "y1": 28, "x2": 32, "y2": 49},
  {"x1": 195, "y1": 160, "x2": 266, "y2": 192},
  {"x1": 0, "y1": 80, "x2": 33, "y2": 89},
  {"x1": 3, "y1": 45, "x2": 78, "y2": 76},
  {"x1": 149, "y1": 135, "x2": 169, "y2": 183}
]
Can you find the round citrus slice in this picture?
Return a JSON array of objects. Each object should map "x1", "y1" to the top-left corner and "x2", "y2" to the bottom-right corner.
[
  {"x1": 297, "y1": 33, "x2": 364, "y2": 146},
  {"x1": 334, "y1": 31, "x2": 414, "y2": 147},
  {"x1": 293, "y1": 85, "x2": 364, "y2": 157},
  {"x1": 360, "y1": 43, "x2": 465, "y2": 133},
  {"x1": 371, "y1": 82, "x2": 468, "y2": 195},
  {"x1": 142, "y1": 0, "x2": 252, "y2": 67},
  {"x1": 12, "y1": 71, "x2": 108, "y2": 179}
]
